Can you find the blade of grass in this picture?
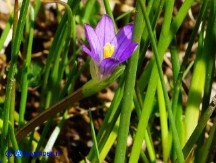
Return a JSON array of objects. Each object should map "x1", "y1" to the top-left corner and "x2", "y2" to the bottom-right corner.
[
  {"x1": 184, "y1": 0, "x2": 215, "y2": 140},
  {"x1": 0, "y1": 14, "x2": 13, "y2": 51},
  {"x1": 19, "y1": 6, "x2": 35, "y2": 128},
  {"x1": 115, "y1": 11, "x2": 132, "y2": 22},
  {"x1": 172, "y1": 0, "x2": 209, "y2": 119},
  {"x1": 8, "y1": 77, "x2": 16, "y2": 163},
  {"x1": 195, "y1": 0, "x2": 215, "y2": 157},
  {"x1": 103, "y1": 0, "x2": 117, "y2": 31},
  {"x1": 138, "y1": 0, "x2": 164, "y2": 76},
  {"x1": 195, "y1": 0, "x2": 216, "y2": 158},
  {"x1": 8, "y1": 122, "x2": 21, "y2": 163},
  {"x1": 98, "y1": 115, "x2": 120, "y2": 162},
  {"x1": 183, "y1": 0, "x2": 216, "y2": 159},
  {"x1": 170, "y1": 38, "x2": 185, "y2": 152},
  {"x1": 1, "y1": 0, "x2": 30, "y2": 159},
  {"x1": 68, "y1": 58, "x2": 90, "y2": 94},
  {"x1": 89, "y1": 111, "x2": 100, "y2": 163},
  {"x1": 182, "y1": 95, "x2": 216, "y2": 159},
  {"x1": 31, "y1": 2, "x2": 74, "y2": 155},
  {"x1": 83, "y1": 0, "x2": 97, "y2": 22},
  {"x1": 133, "y1": 91, "x2": 156, "y2": 162},
  {"x1": 86, "y1": 77, "x2": 124, "y2": 162},
  {"x1": 40, "y1": 110, "x2": 68, "y2": 163},
  {"x1": 42, "y1": 0, "x2": 73, "y2": 106},
  {"x1": 197, "y1": 117, "x2": 216, "y2": 163},
  {"x1": 41, "y1": 59, "x2": 89, "y2": 162},
  {"x1": 34, "y1": 0, "x2": 42, "y2": 17},
  {"x1": 39, "y1": 0, "x2": 74, "y2": 111},
  {"x1": 114, "y1": 1, "x2": 144, "y2": 162},
  {"x1": 45, "y1": 24, "x2": 68, "y2": 106},
  {"x1": 130, "y1": 0, "x2": 195, "y2": 161},
  {"x1": 87, "y1": 107, "x2": 121, "y2": 162},
  {"x1": 200, "y1": 0, "x2": 216, "y2": 112},
  {"x1": 137, "y1": 1, "x2": 184, "y2": 162},
  {"x1": 170, "y1": 38, "x2": 180, "y2": 84},
  {"x1": 157, "y1": 81, "x2": 169, "y2": 162}
]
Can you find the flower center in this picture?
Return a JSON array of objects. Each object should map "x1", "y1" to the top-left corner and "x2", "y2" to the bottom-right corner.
[{"x1": 103, "y1": 43, "x2": 115, "y2": 59}]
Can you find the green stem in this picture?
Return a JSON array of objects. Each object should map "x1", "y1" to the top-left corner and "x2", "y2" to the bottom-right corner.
[
  {"x1": 16, "y1": 66, "x2": 125, "y2": 140},
  {"x1": 8, "y1": 122, "x2": 21, "y2": 163},
  {"x1": 10, "y1": 75, "x2": 16, "y2": 127},
  {"x1": 114, "y1": 2, "x2": 144, "y2": 162},
  {"x1": 19, "y1": 6, "x2": 35, "y2": 128}
]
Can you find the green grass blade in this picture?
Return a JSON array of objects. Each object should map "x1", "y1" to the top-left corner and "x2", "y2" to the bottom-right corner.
[
  {"x1": 137, "y1": 1, "x2": 184, "y2": 162},
  {"x1": 157, "y1": 81, "x2": 169, "y2": 162},
  {"x1": 0, "y1": 14, "x2": 13, "y2": 51},
  {"x1": 19, "y1": 6, "x2": 35, "y2": 128},
  {"x1": 114, "y1": 2, "x2": 144, "y2": 162},
  {"x1": 130, "y1": 0, "x2": 195, "y2": 161},
  {"x1": 184, "y1": 0, "x2": 216, "y2": 140},
  {"x1": 182, "y1": 95, "x2": 216, "y2": 159},
  {"x1": 197, "y1": 116, "x2": 216, "y2": 163},
  {"x1": 89, "y1": 111, "x2": 100, "y2": 163},
  {"x1": 1, "y1": 0, "x2": 30, "y2": 159}
]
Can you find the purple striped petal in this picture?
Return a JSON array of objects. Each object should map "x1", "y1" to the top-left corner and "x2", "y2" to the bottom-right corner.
[
  {"x1": 100, "y1": 58, "x2": 120, "y2": 76},
  {"x1": 82, "y1": 45, "x2": 91, "y2": 56},
  {"x1": 84, "y1": 24, "x2": 102, "y2": 62},
  {"x1": 116, "y1": 42, "x2": 138, "y2": 62},
  {"x1": 95, "y1": 15, "x2": 116, "y2": 47},
  {"x1": 112, "y1": 24, "x2": 138, "y2": 62}
]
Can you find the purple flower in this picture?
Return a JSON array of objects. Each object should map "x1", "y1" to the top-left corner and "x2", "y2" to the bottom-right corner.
[{"x1": 82, "y1": 15, "x2": 138, "y2": 80}]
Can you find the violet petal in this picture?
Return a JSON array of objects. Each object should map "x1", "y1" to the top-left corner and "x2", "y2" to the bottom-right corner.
[
  {"x1": 84, "y1": 24, "x2": 102, "y2": 62},
  {"x1": 100, "y1": 58, "x2": 120, "y2": 76},
  {"x1": 95, "y1": 15, "x2": 116, "y2": 47},
  {"x1": 112, "y1": 24, "x2": 137, "y2": 62},
  {"x1": 82, "y1": 45, "x2": 91, "y2": 56},
  {"x1": 115, "y1": 42, "x2": 138, "y2": 62}
]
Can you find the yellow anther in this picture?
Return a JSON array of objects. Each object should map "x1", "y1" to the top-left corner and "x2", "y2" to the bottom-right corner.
[{"x1": 103, "y1": 43, "x2": 115, "y2": 59}]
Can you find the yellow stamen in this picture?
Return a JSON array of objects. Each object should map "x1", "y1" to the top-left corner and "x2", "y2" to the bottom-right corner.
[{"x1": 103, "y1": 43, "x2": 115, "y2": 59}]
